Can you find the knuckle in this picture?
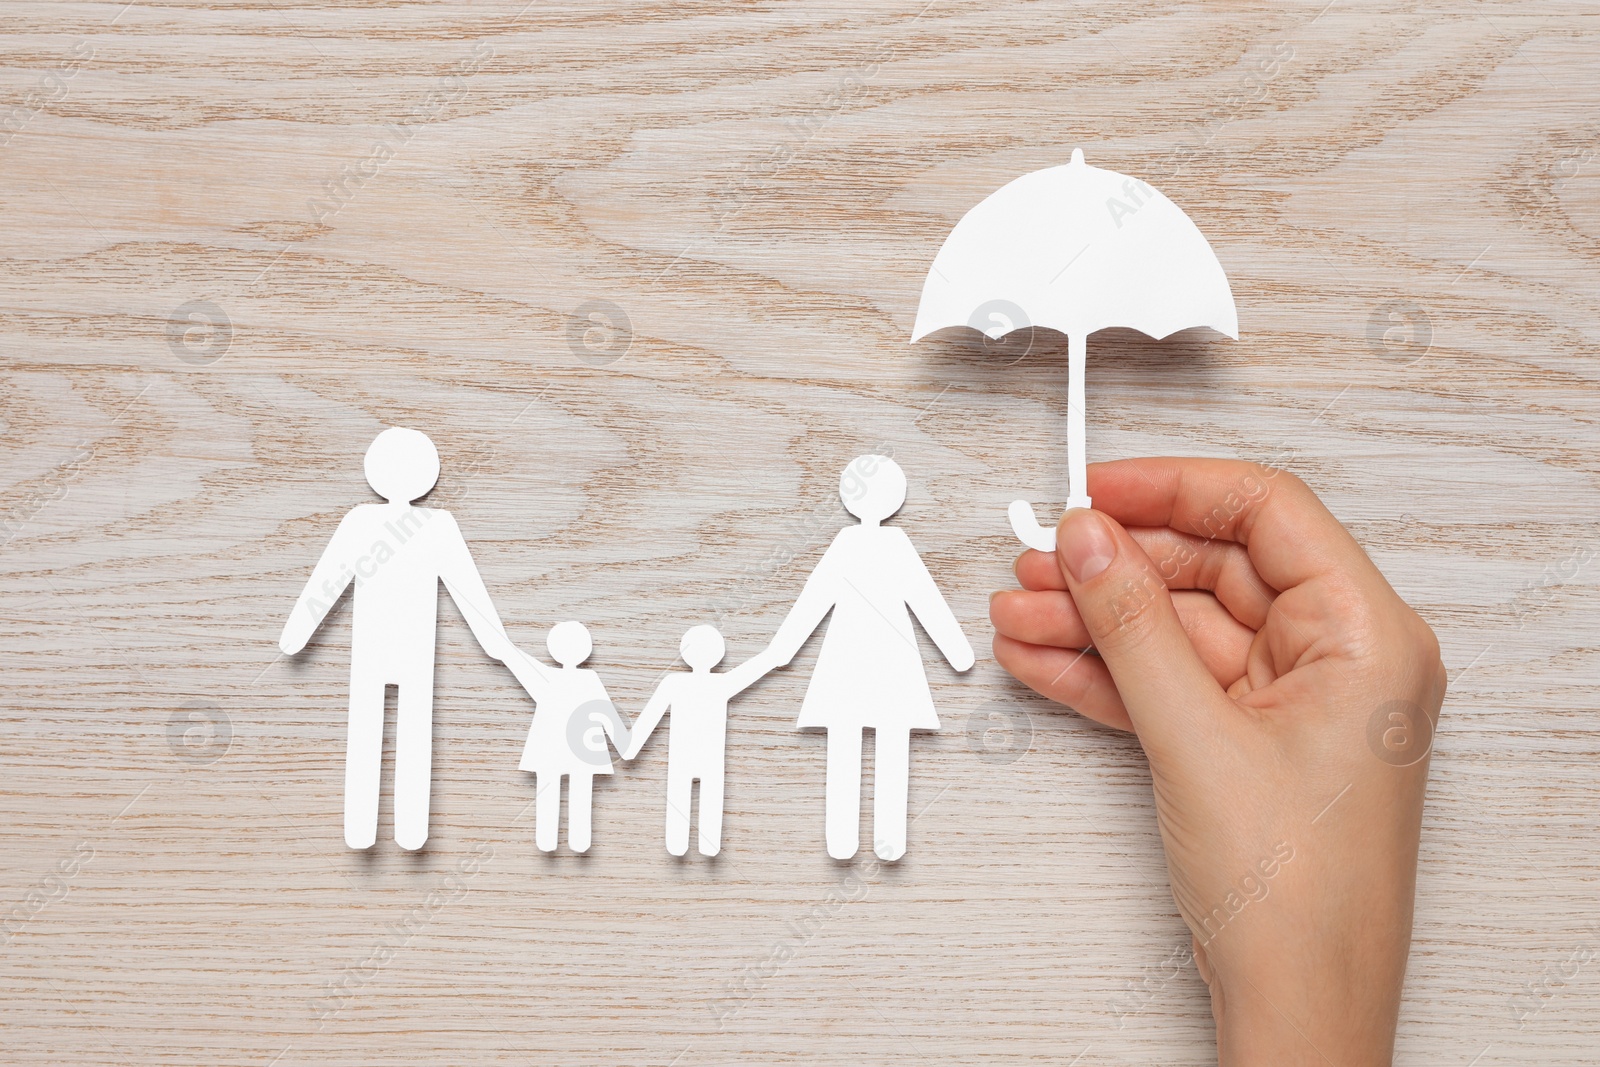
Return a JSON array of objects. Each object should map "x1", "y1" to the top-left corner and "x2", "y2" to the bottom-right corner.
[
  {"x1": 1276, "y1": 471, "x2": 1321, "y2": 512},
  {"x1": 1413, "y1": 614, "x2": 1443, "y2": 668},
  {"x1": 1047, "y1": 655, "x2": 1099, "y2": 709},
  {"x1": 1249, "y1": 466, "x2": 1309, "y2": 509},
  {"x1": 1408, "y1": 612, "x2": 1448, "y2": 701},
  {"x1": 1257, "y1": 464, "x2": 1298, "y2": 487}
]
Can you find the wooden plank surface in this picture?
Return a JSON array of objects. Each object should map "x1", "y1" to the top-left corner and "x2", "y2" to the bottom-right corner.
[{"x1": 2, "y1": 1, "x2": 1597, "y2": 1063}]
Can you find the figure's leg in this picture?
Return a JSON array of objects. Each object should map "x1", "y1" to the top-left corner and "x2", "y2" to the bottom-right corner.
[
  {"x1": 873, "y1": 726, "x2": 910, "y2": 862},
  {"x1": 393, "y1": 662, "x2": 437, "y2": 851},
  {"x1": 824, "y1": 727, "x2": 863, "y2": 860},
  {"x1": 343, "y1": 664, "x2": 385, "y2": 850},
  {"x1": 664, "y1": 761, "x2": 692, "y2": 857},
  {"x1": 535, "y1": 773, "x2": 561, "y2": 853},
  {"x1": 697, "y1": 766, "x2": 725, "y2": 857},
  {"x1": 568, "y1": 773, "x2": 594, "y2": 853}
]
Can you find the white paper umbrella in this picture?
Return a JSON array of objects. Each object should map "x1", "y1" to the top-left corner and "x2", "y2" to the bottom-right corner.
[{"x1": 911, "y1": 148, "x2": 1238, "y2": 551}]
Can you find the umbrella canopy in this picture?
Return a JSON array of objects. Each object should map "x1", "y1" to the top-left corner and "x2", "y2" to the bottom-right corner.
[{"x1": 911, "y1": 148, "x2": 1238, "y2": 550}]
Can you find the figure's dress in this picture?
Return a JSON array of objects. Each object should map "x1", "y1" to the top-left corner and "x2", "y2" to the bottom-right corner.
[
  {"x1": 795, "y1": 525, "x2": 940, "y2": 732},
  {"x1": 519, "y1": 667, "x2": 616, "y2": 776}
]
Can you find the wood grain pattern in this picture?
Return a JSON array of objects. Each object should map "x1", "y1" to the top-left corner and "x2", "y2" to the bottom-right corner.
[{"x1": 2, "y1": 2, "x2": 1597, "y2": 1063}]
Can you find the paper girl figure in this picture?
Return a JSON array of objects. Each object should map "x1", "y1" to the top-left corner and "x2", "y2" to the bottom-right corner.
[
  {"x1": 278, "y1": 427, "x2": 513, "y2": 852},
  {"x1": 505, "y1": 621, "x2": 630, "y2": 854},
  {"x1": 623, "y1": 626, "x2": 780, "y2": 857},
  {"x1": 768, "y1": 455, "x2": 974, "y2": 862}
]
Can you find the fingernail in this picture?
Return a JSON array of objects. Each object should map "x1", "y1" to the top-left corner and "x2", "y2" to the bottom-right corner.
[{"x1": 1058, "y1": 509, "x2": 1115, "y2": 582}]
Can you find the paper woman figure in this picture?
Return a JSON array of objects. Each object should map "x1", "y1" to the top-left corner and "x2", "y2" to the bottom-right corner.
[
  {"x1": 278, "y1": 427, "x2": 514, "y2": 852},
  {"x1": 624, "y1": 626, "x2": 779, "y2": 857},
  {"x1": 505, "y1": 621, "x2": 630, "y2": 854},
  {"x1": 768, "y1": 455, "x2": 974, "y2": 861}
]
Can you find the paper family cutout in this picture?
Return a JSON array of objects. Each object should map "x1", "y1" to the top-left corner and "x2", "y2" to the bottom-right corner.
[
  {"x1": 911, "y1": 148, "x2": 1238, "y2": 551},
  {"x1": 277, "y1": 152, "x2": 1235, "y2": 856},
  {"x1": 279, "y1": 428, "x2": 515, "y2": 850},
  {"x1": 281, "y1": 437, "x2": 970, "y2": 861},
  {"x1": 767, "y1": 454, "x2": 974, "y2": 861},
  {"x1": 627, "y1": 626, "x2": 778, "y2": 857},
  {"x1": 504, "y1": 621, "x2": 629, "y2": 855}
]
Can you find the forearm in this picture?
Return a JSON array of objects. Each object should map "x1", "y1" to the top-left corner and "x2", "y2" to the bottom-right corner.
[
  {"x1": 281, "y1": 547, "x2": 353, "y2": 651},
  {"x1": 437, "y1": 515, "x2": 509, "y2": 658},
  {"x1": 627, "y1": 699, "x2": 668, "y2": 755},
  {"x1": 769, "y1": 576, "x2": 837, "y2": 663},
  {"x1": 724, "y1": 655, "x2": 774, "y2": 693},
  {"x1": 506, "y1": 651, "x2": 552, "y2": 701},
  {"x1": 445, "y1": 573, "x2": 503, "y2": 631}
]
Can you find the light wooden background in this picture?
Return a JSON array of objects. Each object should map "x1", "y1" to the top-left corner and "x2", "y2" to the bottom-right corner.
[{"x1": 2, "y1": 1, "x2": 1597, "y2": 1063}]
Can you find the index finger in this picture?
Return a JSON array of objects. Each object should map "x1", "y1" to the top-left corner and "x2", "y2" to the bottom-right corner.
[{"x1": 1085, "y1": 457, "x2": 1373, "y2": 591}]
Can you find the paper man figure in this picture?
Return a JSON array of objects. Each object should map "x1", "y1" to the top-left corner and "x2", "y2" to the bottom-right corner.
[
  {"x1": 624, "y1": 626, "x2": 779, "y2": 857},
  {"x1": 279, "y1": 427, "x2": 513, "y2": 851},
  {"x1": 505, "y1": 621, "x2": 630, "y2": 854},
  {"x1": 769, "y1": 455, "x2": 973, "y2": 862}
]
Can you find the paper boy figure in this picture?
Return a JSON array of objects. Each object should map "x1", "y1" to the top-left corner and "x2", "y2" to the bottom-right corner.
[
  {"x1": 624, "y1": 625, "x2": 779, "y2": 857},
  {"x1": 505, "y1": 621, "x2": 630, "y2": 854}
]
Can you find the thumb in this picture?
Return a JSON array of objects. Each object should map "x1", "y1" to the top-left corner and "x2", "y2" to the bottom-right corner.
[{"x1": 1055, "y1": 508, "x2": 1226, "y2": 749}]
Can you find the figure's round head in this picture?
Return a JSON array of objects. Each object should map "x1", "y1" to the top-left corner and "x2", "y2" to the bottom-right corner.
[
  {"x1": 679, "y1": 624, "x2": 725, "y2": 671},
  {"x1": 546, "y1": 620, "x2": 592, "y2": 667},
  {"x1": 364, "y1": 427, "x2": 439, "y2": 504},
  {"x1": 839, "y1": 454, "x2": 905, "y2": 523}
]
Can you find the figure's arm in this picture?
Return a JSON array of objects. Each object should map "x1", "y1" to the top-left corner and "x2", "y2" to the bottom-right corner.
[
  {"x1": 504, "y1": 647, "x2": 555, "y2": 704},
  {"x1": 279, "y1": 512, "x2": 362, "y2": 655},
  {"x1": 723, "y1": 648, "x2": 782, "y2": 695},
  {"x1": 767, "y1": 540, "x2": 841, "y2": 665},
  {"x1": 434, "y1": 511, "x2": 513, "y2": 662},
  {"x1": 591, "y1": 683, "x2": 632, "y2": 758},
  {"x1": 898, "y1": 531, "x2": 975, "y2": 672},
  {"x1": 622, "y1": 681, "x2": 671, "y2": 760}
]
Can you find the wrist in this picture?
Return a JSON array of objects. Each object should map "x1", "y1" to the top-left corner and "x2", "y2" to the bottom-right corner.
[
  {"x1": 1214, "y1": 972, "x2": 1396, "y2": 1067},
  {"x1": 1207, "y1": 902, "x2": 1409, "y2": 1066}
]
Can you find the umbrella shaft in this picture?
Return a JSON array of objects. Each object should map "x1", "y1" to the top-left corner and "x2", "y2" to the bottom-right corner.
[{"x1": 1068, "y1": 332, "x2": 1089, "y2": 509}]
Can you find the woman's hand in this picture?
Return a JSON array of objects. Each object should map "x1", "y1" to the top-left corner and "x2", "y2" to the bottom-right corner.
[{"x1": 990, "y1": 458, "x2": 1445, "y2": 1066}]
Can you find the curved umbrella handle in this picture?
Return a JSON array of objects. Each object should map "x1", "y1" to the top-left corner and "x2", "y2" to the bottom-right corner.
[
  {"x1": 1008, "y1": 500, "x2": 1058, "y2": 552},
  {"x1": 1007, "y1": 497, "x2": 1092, "y2": 553}
]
